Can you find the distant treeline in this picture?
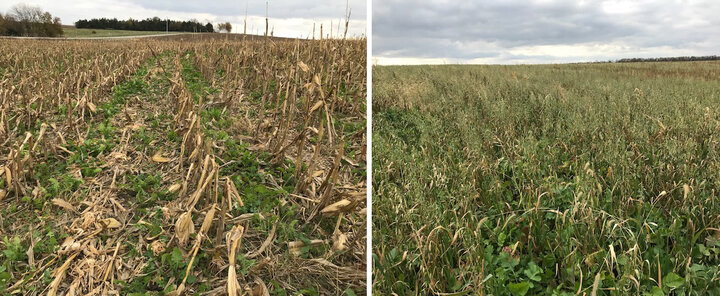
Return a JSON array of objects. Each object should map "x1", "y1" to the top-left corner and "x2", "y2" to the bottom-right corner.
[
  {"x1": 617, "y1": 56, "x2": 720, "y2": 63},
  {"x1": 0, "y1": 4, "x2": 63, "y2": 37},
  {"x1": 75, "y1": 17, "x2": 214, "y2": 33}
]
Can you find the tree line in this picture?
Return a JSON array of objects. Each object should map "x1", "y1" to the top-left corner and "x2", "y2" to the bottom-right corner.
[
  {"x1": 0, "y1": 4, "x2": 63, "y2": 37},
  {"x1": 617, "y1": 56, "x2": 720, "y2": 63},
  {"x1": 75, "y1": 17, "x2": 214, "y2": 33}
]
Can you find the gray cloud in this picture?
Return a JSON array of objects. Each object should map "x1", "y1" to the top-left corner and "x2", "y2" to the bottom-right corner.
[
  {"x1": 374, "y1": 0, "x2": 720, "y2": 64},
  {"x1": 128, "y1": 0, "x2": 365, "y2": 20}
]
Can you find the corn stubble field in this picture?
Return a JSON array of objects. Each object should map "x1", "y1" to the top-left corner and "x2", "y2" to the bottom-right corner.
[
  {"x1": 0, "y1": 34, "x2": 366, "y2": 295},
  {"x1": 373, "y1": 62, "x2": 720, "y2": 295}
]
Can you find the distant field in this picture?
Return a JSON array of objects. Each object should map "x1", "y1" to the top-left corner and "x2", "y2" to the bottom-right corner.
[
  {"x1": 62, "y1": 27, "x2": 173, "y2": 37},
  {"x1": 373, "y1": 61, "x2": 720, "y2": 295}
]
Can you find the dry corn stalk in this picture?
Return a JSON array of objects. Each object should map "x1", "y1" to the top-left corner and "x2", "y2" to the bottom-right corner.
[
  {"x1": 309, "y1": 142, "x2": 345, "y2": 220},
  {"x1": 227, "y1": 224, "x2": 245, "y2": 296},
  {"x1": 174, "y1": 206, "x2": 217, "y2": 294},
  {"x1": 47, "y1": 252, "x2": 80, "y2": 296},
  {"x1": 226, "y1": 177, "x2": 244, "y2": 209}
]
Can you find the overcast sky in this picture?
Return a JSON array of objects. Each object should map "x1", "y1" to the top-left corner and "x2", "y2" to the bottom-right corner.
[
  {"x1": 0, "y1": 0, "x2": 365, "y2": 38},
  {"x1": 374, "y1": 0, "x2": 720, "y2": 65}
]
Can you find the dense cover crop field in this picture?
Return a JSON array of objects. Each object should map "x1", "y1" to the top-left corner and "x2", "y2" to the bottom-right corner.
[
  {"x1": 373, "y1": 62, "x2": 720, "y2": 295},
  {"x1": 0, "y1": 35, "x2": 366, "y2": 295}
]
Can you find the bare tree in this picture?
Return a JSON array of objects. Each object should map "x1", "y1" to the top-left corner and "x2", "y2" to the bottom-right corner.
[
  {"x1": 3, "y1": 4, "x2": 62, "y2": 36},
  {"x1": 0, "y1": 13, "x2": 6, "y2": 35},
  {"x1": 10, "y1": 4, "x2": 42, "y2": 36},
  {"x1": 217, "y1": 22, "x2": 232, "y2": 33}
]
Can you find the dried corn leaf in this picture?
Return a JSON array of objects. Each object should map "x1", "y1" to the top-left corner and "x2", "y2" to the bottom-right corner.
[
  {"x1": 100, "y1": 218, "x2": 121, "y2": 229},
  {"x1": 309, "y1": 100, "x2": 324, "y2": 114},
  {"x1": 332, "y1": 232, "x2": 347, "y2": 251},
  {"x1": 4, "y1": 166, "x2": 10, "y2": 186},
  {"x1": 297, "y1": 61, "x2": 310, "y2": 72},
  {"x1": 175, "y1": 211, "x2": 195, "y2": 246},
  {"x1": 152, "y1": 151, "x2": 171, "y2": 163},
  {"x1": 303, "y1": 82, "x2": 314, "y2": 91},
  {"x1": 52, "y1": 198, "x2": 76, "y2": 212},
  {"x1": 109, "y1": 152, "x2": 127, "y2": 160},
  {"x1": 288, "y1": 239, "x2": 325, "y2": 256},
  {"x1": 200, "y1": 206, "x2": 217, "y2": 234},
  {"x1": 250, "y1": 282, "x2": 269, "y2": 296},
  {"x1": 87, "y1": 101, "x2": 97, "y2": 113},
  {"x1": 320, "y1": 199, "x2": 353, "y2": 215},
  {"x1": 311, "y1": 170, "x2": 324, "y2": 178},
  {"x1": 168, "y1": 183, "x2": 182, "y2": 193},
  {"x1": 189, "y1": 147, "x2": 199, "y2": 161}
]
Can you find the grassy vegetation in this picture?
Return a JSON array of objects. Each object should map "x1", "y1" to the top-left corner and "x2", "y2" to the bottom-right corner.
[
  {"x1": 62, "y1": 27, "x2": 174, "y2": 38},
  {"x1": 372, "y1": 61, "x2": 720, "y2": 295}
]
